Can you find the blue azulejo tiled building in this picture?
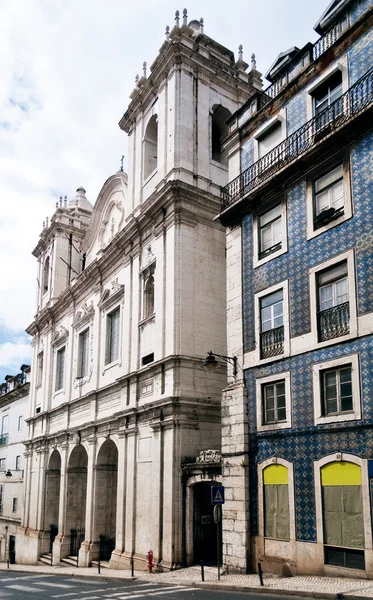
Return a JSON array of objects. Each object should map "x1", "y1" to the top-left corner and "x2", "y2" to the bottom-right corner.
[{"x1": 218, "y1": 0, "x2": 373, "y2": 578}]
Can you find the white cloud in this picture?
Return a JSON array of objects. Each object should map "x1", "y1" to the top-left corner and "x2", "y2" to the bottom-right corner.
[
  {"x1": 0, "y1": 337, "x2": 31, "y2": 374},
  {"x1": 0, "y1": 0, "x2": 329, "y2": 373}
]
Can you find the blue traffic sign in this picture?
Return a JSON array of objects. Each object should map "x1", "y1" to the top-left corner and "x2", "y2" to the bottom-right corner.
[{"x1": 211, "y1": 485, "x2": 225, "y2": 505}]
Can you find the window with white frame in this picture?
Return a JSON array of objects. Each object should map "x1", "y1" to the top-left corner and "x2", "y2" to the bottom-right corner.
[
  {"x1": 317, "y1": 261, "x2": 349, "y2": 342},
  {"x1": 263, "y1": 380, "x2": 286, "y2": 424},
  {"x1": 260, "y1": 289, "x2": 284, "y2": 359},
  {"x1": 256, "y1": 372, "x2": 291, "y2": 431},
  {"x1": 12, "y1": 497, "x2": 18, "y2": 513},
  {"x1": 106, "y1": 307, "x2": 120, "y2": 365},
  {"x1": 313, "y1": 354, "x2": 360, "y2": 425},
  {"x1": 259, "y1": 205, "x2": 282, "y2": 259},
  {"x1": 17, "y1": 416, "x2": 23, "y2": 432},
  {"x1": 143, "y1": 275, "x2": 155, "y2": 319},
  {"x1": 36, "y1": 351, "x2": 43, "y2": 386},
  {"x1": 78, "y1": 328, "x2": 89, "y2": 378},
  {"x1": 0, "y1": 458, "x2": 5, "y2": 470},
  {"x1": 15, "y1": 455, "x2": 21, "y2": 471},
  {"x1": 258, "y1": 121, "x2": 282, "y2": 159},
  {"x1": 313, "y1": 70, "x2": 343, "y2": 121},
  {"x1": 314, "y1": 165, "x2": 344, "y2": 229},
  {"x1": 55, "y1": 346, "x2": 66, "y2": 392},
  {"x1": 143, "y1": 115, "x2": 158, "y2": 180}
]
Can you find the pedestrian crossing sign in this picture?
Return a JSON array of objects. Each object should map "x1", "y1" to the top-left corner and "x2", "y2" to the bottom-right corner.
[{"x1": 211, "y1": 485, "x2": 225, "y2": 505}]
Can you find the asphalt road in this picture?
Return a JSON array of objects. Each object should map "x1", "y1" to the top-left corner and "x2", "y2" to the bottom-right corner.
[{"x1": 0, "y1": 572, "x2": 302, "y2": 600}]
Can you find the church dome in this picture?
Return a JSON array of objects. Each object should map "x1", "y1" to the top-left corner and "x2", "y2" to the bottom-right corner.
[{"x1": 68, "y1": 186, "x2": 93, "y2": 212}]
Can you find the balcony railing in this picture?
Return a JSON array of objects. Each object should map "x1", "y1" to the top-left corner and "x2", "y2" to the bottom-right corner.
[
  {"x1": 318, "y1": 301, "x2": 350, "y2": 342},
  {"x1": 260, "y1": 325, "x2": 284, "y2": 359},
  {"x1": 0, "y1": 434, "x2": 8, "y2": 446},
  {"x1": 260, "y1": 22, "x2": 348, "y2": 110},
  {"x1": 221, "y1": 67, "x2": 373, "y2": 212}
]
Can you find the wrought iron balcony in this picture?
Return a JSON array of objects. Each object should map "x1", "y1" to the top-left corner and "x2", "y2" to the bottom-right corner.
[
  {"x1": 260, "y1": 325, "x2": 284, "y2": 359},
  {"x1": 221, "y1": 68, "x2": 373, "y2": 213},
  {"x1": 259, "y1": 22, "x2": 349, "y2": 110},
  {"x1": 318, "y1": 301, "x2": 350, "y2": 342},
  {"x1": 0, "y1": 434, "x2": 8, "y2": 446}
]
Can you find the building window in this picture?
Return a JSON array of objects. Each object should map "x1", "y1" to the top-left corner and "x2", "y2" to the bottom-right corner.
[
  {"x1": 321, "y1": 365, "x2": 352, "y2": 416},
  {"x1": 1, "y1": 415, "x2": 8, "y2": 446},
  {"x1": 263, "y1": 380, "x2": 286, "y2": 424},
  {"x1": 36, "y1": 351, "x2": 44, "y2": 386},
  {"x1": 260, "y1": 289, "x2": 284, "y2": 359},
  {"x1": 78, "y1": 329, "x2": 89, "y2": 378},
  {"x1": 42, "y1": 256, "x2": 50, "y2": 293},
  {"x1": 257, "y1": 121, "x2": 282, "y2": 159},
  {"x1": 314, "y1": 165, "x2": 344, "y2": 229},
  {"x1": 17, "y1": 416, "x2": 23, "y2": 432},
  {"x1": 15, "y1": 455, "x2": 21, "y2": 471},
  {"x1": 0, "y1": 485, "x2": 3, "y2": 514},
  {"x1": 0, "y1": 458, "x2": 5, "y2": 470},
  {"x1": 143, "y1": 115, "x2": 158, "y2": 180},
  {"x1": 321, "y1": 461, "x2": 364, "y2": 569},
  {"x1": 313, "y1": 354, "x2": 360, "y2": 425},
  {"x1": 317, "y1": 261, "x2": 349, "y2": 342},
  {"x1": 143, "y1": 275, "x2": 155, "y2": 319},
  {"x1": 313, "y1": 70, "x2": 343, "y2": 131},
  {"x1": 142, "y1": 352, "x2": 154, "y2": 366},
  {"x1": 263, "y1": 464, "x2": 290, "y2": 540},
  {"x1": 259, "y1": 205, "x2": 282, "y2": 259},
  {"x1": 256, "y1": 372, "x2": 291, "y2": 431},
  {"x1": 106, "y1": 307, "x2": 120, "y2": 365},
  {"x1": 211, "y1": 105, "x2": 231, "y2": 166},
  {"x1": 12, "y1": 497, "x2": 18, "y2": 513},
  {"x1": 55, "y1": 346, "x2": 66, "y2": 392}
]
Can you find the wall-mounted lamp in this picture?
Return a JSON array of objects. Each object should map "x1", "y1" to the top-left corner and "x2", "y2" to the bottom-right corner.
[
  {"x1": 5, "y1": 470, "x2": 12, "y2": 478},
  {"x1": 202, "y1": 351, "x2": 238, "y2": 377}
]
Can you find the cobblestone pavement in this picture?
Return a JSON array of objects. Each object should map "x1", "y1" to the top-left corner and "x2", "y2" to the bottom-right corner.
[{"x1": 2, "y1": 562, "x2": 373, "y2": 598}]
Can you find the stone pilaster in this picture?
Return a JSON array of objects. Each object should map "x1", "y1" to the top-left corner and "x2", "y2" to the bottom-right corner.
[
  {"x1": 110, "y1": 430, "x2": 127, "y2": 568},
  {"x1": 53, "y1": 442, "x2": 69, "y2": 563},
  {"x1": 79, "y1": 436, "x2": 96, "y2": 567},
  {"x1": 222, "y1": 382, "x2": 249, "y2": 573}
]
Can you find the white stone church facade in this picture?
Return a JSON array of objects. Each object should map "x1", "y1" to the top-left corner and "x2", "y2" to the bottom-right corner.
[{"x1": 18, "y1": 15, "x2": 258, "y2": 569}]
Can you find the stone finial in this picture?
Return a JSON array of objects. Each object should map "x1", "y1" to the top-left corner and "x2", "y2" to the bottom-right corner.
[
  {"x1": 135, "y1": 73, "x2": 140, "y2": 86},
  {"x1": 199, "y1": 18, "x2": 204, "y2": 33},
  {"x1": 182, "y1": 8, "x2": 188, "y2": 26},
  {"x1": 43, "y1": 220, "x2": 45, "y2": 229},
  {"x1": 55, "y1": 201, "x2": 59, "y2": 209},
  {"x1": 120, "y1": 155, "x2": 124, "y2": 172},
  {"x1": 251, "y1": 53, "x2": 257, "y2": 71},
  {"x1": 165, "y1": 25, "x2": 170, "y2": 40},
  {"x1": 175, "y1": 10, "x2": 180, "y2": 27},
  {"x1": 64, "y1": 195, "x2": 67, "y2": 208},
  {"x1": 59, "y1": 196, "x2": 63, "y2": 208},
  {"x1": 46, "y1": 216, "x2": 49, "y2": 228},
  {"x1": 238, "y1": 44, "x2": 243, "y2": 61},
  {"x1": 142, "y1": 61, "x2": 147, "y2": 78}
]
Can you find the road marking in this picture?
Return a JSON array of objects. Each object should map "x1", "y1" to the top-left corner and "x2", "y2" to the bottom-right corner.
[
  {"x1": 116, "y1": 586, "x2": 195, "y2": 599},
  {"x1": 5, "y1": 584, "x2": 44, "y2": 593},
  {"x1": 53, "y1": 594, "x2": 81, "y2": 598},
  {"x1": 38, "y1": 581, "x2": 74, "y2": 588}
]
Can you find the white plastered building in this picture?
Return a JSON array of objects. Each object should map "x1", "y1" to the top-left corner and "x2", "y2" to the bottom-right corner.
[{"x1": 18, "y1": 14, "x2": 258, "y2": 569}]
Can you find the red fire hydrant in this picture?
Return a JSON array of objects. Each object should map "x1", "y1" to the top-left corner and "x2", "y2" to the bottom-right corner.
[{"x1": 147, "y1": 549, "x2": 154, "y2": 573}]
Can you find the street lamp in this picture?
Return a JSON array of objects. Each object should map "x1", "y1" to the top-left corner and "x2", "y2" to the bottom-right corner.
[{"x1": 202, "y1": 351, "x2": 238, "y2": 377}]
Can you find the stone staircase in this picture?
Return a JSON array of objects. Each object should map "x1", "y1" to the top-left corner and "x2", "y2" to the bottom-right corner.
[
  {"x1": 60, "y1": 555, "x2": 79, "y2": 567},
  {"x1": 91, "y1": 560, "x2": 110, "y2": 570},
  {"x1": 39, "y1": 553, "x2": 52, "y2": 566}
]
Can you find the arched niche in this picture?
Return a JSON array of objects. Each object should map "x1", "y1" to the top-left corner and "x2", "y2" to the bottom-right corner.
[{"x1": 211, "y1": 105, "x2": 231, "y2": 167}]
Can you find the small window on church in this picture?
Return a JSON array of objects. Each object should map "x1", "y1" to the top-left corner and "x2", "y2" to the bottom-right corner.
[
  {"x1": 42, "y1": 257, "x2": 50, "y2": 294},
  {"x1": 143, "y1": 275, "x2": 155, "y2": 319},
  {"x1": 211, "y1": 105, "x2": 231, "y2": 167},
  {"x1": 143, "y1": 115, "x2": 158, "y2": 180}
]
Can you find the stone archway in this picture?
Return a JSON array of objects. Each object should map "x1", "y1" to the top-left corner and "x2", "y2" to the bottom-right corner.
[
  {"x1": 93, "y1": 439, "x2": 118, "y2": 562},
  {"x1": 65, "y1": 445, "x2": 88, "y2": 556},
  {"x1": 43, "y1": 450, "x2": 61, "y2": 555}
]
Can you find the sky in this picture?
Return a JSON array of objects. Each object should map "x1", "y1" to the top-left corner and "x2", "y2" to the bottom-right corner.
[{"x1": 0, "y1": 0, "x2": 330, "y2": 382}]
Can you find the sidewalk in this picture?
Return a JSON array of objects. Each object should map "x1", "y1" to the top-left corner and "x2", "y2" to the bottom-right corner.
[{"x1": 1, "y1": 562, "x2": 373, "y2": 599}]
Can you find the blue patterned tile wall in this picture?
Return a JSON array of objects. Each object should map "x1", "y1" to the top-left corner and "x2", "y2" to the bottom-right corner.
[
  {"x1": 242, "y1": 130, "x2": 373, "y2": 353},
  {"x1": 241, "y1": 138, "x2": 254, "y2": 171},
  {"x1": 246, "y1": 338, "x2": 373, "y2": 540},
  {"x1": 286, "y1": 94, "x2": 307, "y2": 136},
  {"x1": 350, "y1": 0, "x2": 373, "y2": 26},
  {"x1": 348, "y1": 29, "x2": 373, "y2": 84}
]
